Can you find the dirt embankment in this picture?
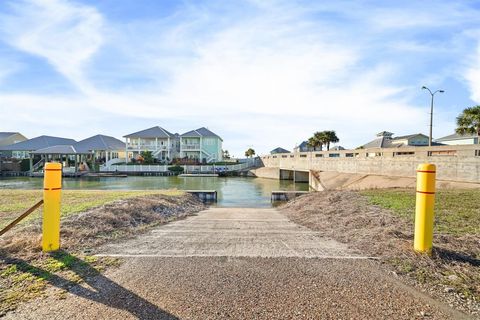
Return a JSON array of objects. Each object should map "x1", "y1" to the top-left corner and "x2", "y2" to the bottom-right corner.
[
  {"x1": 1, "y1": 193, "x2": 205, "y2": 259},
  {"x1": 280, "y1": 191, "x2": 480, "y2": 317}
]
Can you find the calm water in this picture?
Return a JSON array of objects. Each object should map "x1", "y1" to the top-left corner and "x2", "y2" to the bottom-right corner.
[{"x1": 0, "y1": 176, "x2": 309, "y2": 207}]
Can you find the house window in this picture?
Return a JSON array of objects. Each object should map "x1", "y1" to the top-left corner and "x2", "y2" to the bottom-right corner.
[
  {"x1": 475, "y1": 150, "x2": 480, "y2": 157},
  {"x1": 281, "y1": 155, "x2": 287, "y2": 158},
  {"x1": 273, "y1": 156, "x2": 277, "y2": 158},
  {"x1": 300, "y1": 154, "x2": 307, "y2": 158},
  {"x1": 315, "y1": 154, "x2": 323, "y2": 158},
  {"x1": 345, "y1": 153, "x2": 354, "y2": 157},
  {"x1": 290, "y1": 155, "x2": 294, "y2": 158},
  {"x1": 329, "y1": 153, "x2": 340, "y2": 158}
]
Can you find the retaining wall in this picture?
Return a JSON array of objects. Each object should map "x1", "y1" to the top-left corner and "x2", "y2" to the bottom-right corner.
[{"x1": 261, "y1": 145, "x2": 480, "y2": 183}]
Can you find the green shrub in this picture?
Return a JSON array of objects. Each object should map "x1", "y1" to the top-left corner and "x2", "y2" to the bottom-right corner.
[{"x1": 168, "y1": 165, "x2": 184, "y2": 174}]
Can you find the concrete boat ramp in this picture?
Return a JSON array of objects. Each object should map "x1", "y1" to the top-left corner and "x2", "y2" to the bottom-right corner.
[{"x1": 97, "y1": 207, "x2": 362, "y2": 259}]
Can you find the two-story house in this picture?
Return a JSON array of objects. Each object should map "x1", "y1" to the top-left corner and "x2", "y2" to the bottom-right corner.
[
  {"x1": 124, "y1": 126, "x2": 179, "y2": 162},
  {"x1": 180, "y1": 127, "x2": 223, "y2": 163}
]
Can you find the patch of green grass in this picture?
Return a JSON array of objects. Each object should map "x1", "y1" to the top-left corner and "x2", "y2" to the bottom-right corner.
[
  {"x1": 0, "y1": 189, "x2": 184, "y2": 229},
  {"x1": 361, "y1": 189, "x2": 480, "y2": 236},
  {"x1": 0, "y1": 253, "x2": 119, "y2": 316}
]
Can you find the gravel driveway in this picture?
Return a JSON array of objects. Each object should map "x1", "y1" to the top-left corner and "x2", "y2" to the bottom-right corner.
[{"x1": 4, "y1": 208, "x2": 470, "y2": 319}]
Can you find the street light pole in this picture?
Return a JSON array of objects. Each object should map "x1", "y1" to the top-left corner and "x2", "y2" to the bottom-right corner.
[{"x1": 422, "y1": 86, "x2": 445, "y2": 146}]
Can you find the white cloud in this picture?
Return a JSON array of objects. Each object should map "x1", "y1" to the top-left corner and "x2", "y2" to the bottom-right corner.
[
  {"x1": 0, "y1": 0, "x2": 103, "y2": 91},
  {"x1": 465, "y1": 44, "x2": 480, "y2": 103}
]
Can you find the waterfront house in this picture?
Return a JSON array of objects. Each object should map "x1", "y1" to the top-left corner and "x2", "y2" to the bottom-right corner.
[
  {"x1": 0, "y1": 132, "x2": 27, "y2": 158},
  {"x1": 359, "y1": 131, "x2": 430, "y2": 149},
  {"x1": 0, "y1": 135, "x2": 77, "y2": 159},
  {"x1": 180, "y1": 127, "x2": 223, "y2": 163},
  {"x1": 435, "y1": 132, "x2": 479, "y2": 145},
  {"x1": 75, "y1": 134, "x2": 126, "y2": 164},
  {"x1": 124, "y1": 126, "x2": 179, "y2": 162},
  {"x1": 270, "y1": 147, "x2": 291, "y2": 154}
]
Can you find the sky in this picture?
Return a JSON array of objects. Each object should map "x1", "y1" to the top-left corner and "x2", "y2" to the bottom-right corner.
[{"x1": 0, "y1": 0, "x2": 479, "y2": 157}]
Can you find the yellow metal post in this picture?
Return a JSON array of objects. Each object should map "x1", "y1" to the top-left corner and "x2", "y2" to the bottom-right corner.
[
  {"x1": 42, "y1": 162, "x2": 62, "y2": 252},
  {"x1": 414, "y1": 163, "x2": 436, "y2": 253}
]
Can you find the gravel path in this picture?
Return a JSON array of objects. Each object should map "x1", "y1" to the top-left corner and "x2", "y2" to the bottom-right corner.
[{"x1": 4, "y1": 208, "x2": 470, "y2": 319}]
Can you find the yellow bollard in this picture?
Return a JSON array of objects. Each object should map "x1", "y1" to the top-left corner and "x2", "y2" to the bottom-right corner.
[
  {"x1": 414, "y1": 163, "x2": 436, "y2": 253},
  {"x1": 42, "y1": 162, "x2": 62, "y2": 252}
]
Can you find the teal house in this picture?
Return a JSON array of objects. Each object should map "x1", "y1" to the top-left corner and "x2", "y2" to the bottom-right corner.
[{"x1": 180, "y1": 127, "x2": 223, "y2": 163}]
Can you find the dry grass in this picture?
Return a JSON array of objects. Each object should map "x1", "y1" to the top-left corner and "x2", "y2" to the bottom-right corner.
[
  {"x1": 0, "y1": 190, "x2": 205, "y2": 316},
  {"x1": 0, "y1": 189, "x2": 184, "y2": 229},
  {"x1": 281, "y1": 190, "x2": 480, "y2": 316}
]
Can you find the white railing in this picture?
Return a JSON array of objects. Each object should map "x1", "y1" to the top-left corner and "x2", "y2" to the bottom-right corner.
[
  {"x1": 127, "y1": 145, "x2": 168, "y2": 150},
  {"x1": 100, "y1": 160, "x2": 256, "y2": 173},
  {"x1": 181, "y1": 144, "x2": 201, "y2": 150}
]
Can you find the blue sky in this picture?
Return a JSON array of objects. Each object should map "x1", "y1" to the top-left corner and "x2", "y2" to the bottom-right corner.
[{"x1": 0, "y1": 0, "x2": 479, "y2": 157}]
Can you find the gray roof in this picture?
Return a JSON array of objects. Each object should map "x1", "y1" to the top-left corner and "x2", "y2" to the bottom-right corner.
[
  {"x1": 299, "y1": 141, "x2": 308, "y2": 148},
  {"x1": 0, "y1": 132, "x2": 20, "y2": 140},
  {"x1": 181, "y1": 127, "x2": 222, "y2": 140},
  {"x1": 436, "y1": 132, "x2": 478, "y2": 141},
  {"x1": 75, "y1": 134, "x2": 125, "y2": 152},
  {"x1": 0, "y1": 135, "x2": 77, "y2": 151},
  {"x1": 124, "y1": 126, "x2": 175, "y2": 138},
  {"x1": 271, "y1": 147, "x2": 291, "y2": 154},
  {"x1": 394, "y1": 133, "x2": 428, "y2": 140},
  {"x1": 31, "y1": 145, "x2": 83, "y2": 155},
  {"x1": 361, "y1": 133, "x2": 430, "y2": 149}
]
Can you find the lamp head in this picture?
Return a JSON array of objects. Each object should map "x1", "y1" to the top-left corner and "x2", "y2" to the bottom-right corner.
[
  {"x1": 439, "y1": 90, "x2": 445, "y2": 93},
  {"x1": 421, "y1": 86, "x2": 427, "y2": 90}
]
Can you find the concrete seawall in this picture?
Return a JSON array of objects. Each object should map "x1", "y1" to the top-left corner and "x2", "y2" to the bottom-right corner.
[{"x1": 260, "y1": 145, "x2": 480, "y2": 184}]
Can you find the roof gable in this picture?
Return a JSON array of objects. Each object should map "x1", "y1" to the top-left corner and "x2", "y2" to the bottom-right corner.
[
  {"x1": 124, "y1": 126, "x2": 174, "y2": 138},
  {"x1": 181, "y1": 127, "x2": 222, "y2": 140},
  {"x1": 271, "y1": 147, "x2": 290, "y2": 154}
]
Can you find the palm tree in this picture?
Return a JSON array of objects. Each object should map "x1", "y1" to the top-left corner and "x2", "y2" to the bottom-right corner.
[
  {"x1": 456, "y1": 106, "x2": 480, "y2": 144},
  {"x1": 307, "y1": 136, "x2": 322, "y2": 151},
  {"x1": 245, "y1": 148, "x2": 256, "y2": 158},
  {"x1": 324, "y1": 131, "x2": 339, "y2": 150}
]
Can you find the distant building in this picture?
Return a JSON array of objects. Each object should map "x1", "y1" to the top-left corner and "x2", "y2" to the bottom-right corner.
[
  {"x1": 270, "y1": 147, "x2": 291, "y2": 154},
  {"x1": 180, "y1": 127, "x2": 223, "y2": 163},
  {"x1": 0, "y1": 135, "x2": 76, "y2": 159},
  {"x1": 0, "y1": 132, "x2": 27, "y2": 158},
  {"x1": 435, "y1": 132, "x2": 479, "y2": 145},
  {"x1": 295, "y1": 141, "x2": 321, "y2": 152},
  {"x1": 124, "y1": 126, "x2": 180, "y2": 162},
  {"x1": 359, "y1": 131, "x2": 430, "y2": 149}
]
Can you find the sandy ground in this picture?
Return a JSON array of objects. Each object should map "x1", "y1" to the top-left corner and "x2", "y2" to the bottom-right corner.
[{"x1": 4, "y1": 207, "x2": 470, "y2": 319}]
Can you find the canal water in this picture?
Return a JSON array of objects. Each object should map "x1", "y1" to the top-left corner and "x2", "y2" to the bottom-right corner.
[{"x1": 0, "y1": 176, "x2": 309, "y2": 207}]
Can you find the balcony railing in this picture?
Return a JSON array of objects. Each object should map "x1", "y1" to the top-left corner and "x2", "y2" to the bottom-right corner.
[
  {"x1": 181, "y1": 144, "x2": 201, "y2": 150},
  {"x1": 126, "y1": 145, "x2": 168, "y2": 150}
]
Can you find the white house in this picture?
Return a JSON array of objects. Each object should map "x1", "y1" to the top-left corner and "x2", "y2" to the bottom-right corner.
[
  {"x1": 435, "y1": 132, "x2": 479, "y2": 145},
  {"x1": 124, "y1": 126, "x2": 179, "y2": 162}
]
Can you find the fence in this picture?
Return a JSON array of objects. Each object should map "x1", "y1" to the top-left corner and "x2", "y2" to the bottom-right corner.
[{"x1": 100, "y1": 159, "x2": 258, "y2": 173}]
